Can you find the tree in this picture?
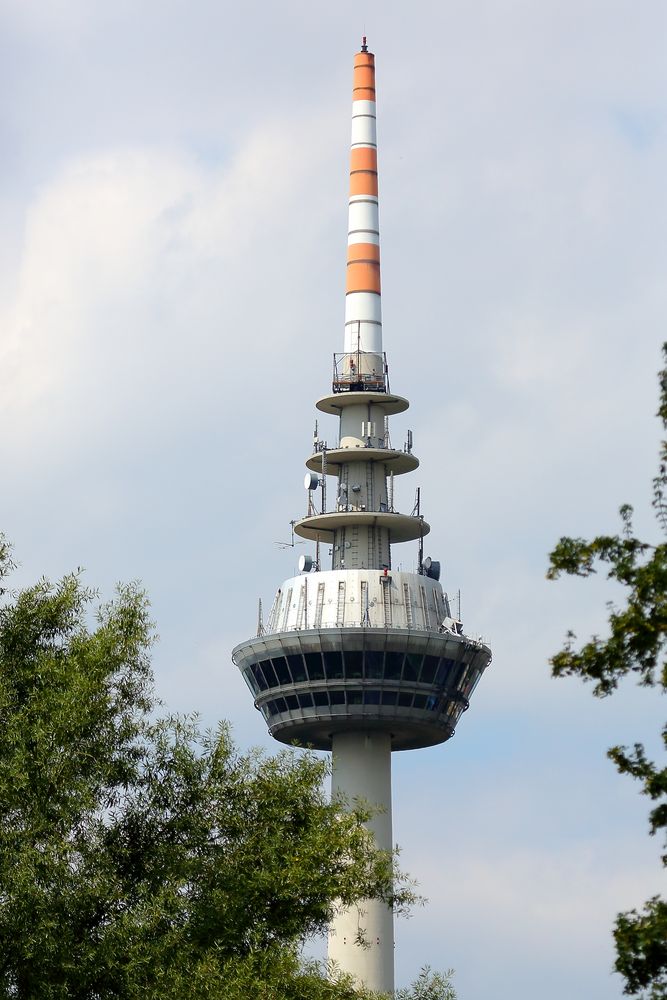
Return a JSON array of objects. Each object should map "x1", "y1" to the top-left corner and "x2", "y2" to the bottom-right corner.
[
  {"x1": 395, "y1": 966, "x2": 457, "y2": 1000},
  {"x1": 0, "y1": 539, "x2": 414, "y2": 999},
  {"x1": 547, "y1": 345, "x2": 667, "y2": 999}
]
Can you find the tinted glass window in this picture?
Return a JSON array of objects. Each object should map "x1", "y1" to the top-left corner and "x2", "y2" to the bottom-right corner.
[
  {"x1": 323, "y1": 651, "x2": 344, "y2": 679},
  {"x1": 272, "y1": 657, "x2": 291, "y2": 685},
  {"x1": 413, "y1": 693, "x2": 427, "y2": 709},
  {"x1": 397, "y1": 691, "x2": 413, "y2": 708},
  {"x1": 260, "y1": 704, "x2": 271, "y2": 720},
  {"x1": 305, "y1": 652, "x2": 325, "y2": 680},
  {"x1": 426, "y1": 694, "x2": 439, "y2": 711},
  {"x1": 298, "y1": 692, "x2": 314, "y2": 709},
  {"x1": 242, "y1": 668, "x2": 259, "y2": 695},
  {"x1": 255, "y1": 662, "x2": 272, "y2": 690},
  {"x1": 421, "y1": 656, "x2": 439, "y2": 684},
  {"x1": 262, "y1": 659, "x2": 279, "y2": 687},
  {"x1": 452, "y1": 664, "x2": 466, "y2": 691},
  {"x1": 330, "y1": 689, "x2": 346, "y2": 705},
  {"x1": 439, "y1": 657, "x2": 459, "y2": 685},
  {"x1": 403, "y1": 653, "x2": 422, "y2": 681},
  {"x1": 365, "y1": 650, "x2": 384, "y2": 678},
  {"x1": 381, "y1": 690, "x2": 398, "y2": 706},
  {"x1": 313, "y1": 690, "x2": 329, "y2": 707},
  {"x1": 384, "y1": 652, "x2": 404, "y2": 680},
  {"x1": 345, "y1": 650, "x2": 363, "y2": 678},
  {"x1": 285, "y1": 694, "x2": 299, "y2": 710},
  {"x1": 287, "y1": 654, "x2": 306, "y2": 683},
  {"x1": 347, "y1": 690, "x2": 362, "y2": 705},
  {"x1": 273, "y1": 697, "x2": 287, "y2": 713},
  {"x1": 364, "y1": 690, "x2": 381, "y2": 705}
]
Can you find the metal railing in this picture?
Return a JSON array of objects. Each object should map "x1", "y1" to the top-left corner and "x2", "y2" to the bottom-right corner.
[{"x1": 332, "y1": 351, "x2": 389, "y2": 393}]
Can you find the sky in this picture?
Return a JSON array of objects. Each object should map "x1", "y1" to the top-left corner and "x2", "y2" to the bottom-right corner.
[{"x1": 1, "y1": 0, "x2": 666, "y2": 996}]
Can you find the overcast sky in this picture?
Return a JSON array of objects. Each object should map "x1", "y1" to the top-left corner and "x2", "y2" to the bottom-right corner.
[{"x1": 1, "y1": 1, "x2": 666, "y2": 997}]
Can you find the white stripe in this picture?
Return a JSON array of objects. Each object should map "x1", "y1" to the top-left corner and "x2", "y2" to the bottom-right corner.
[
  {"x1": 351, "y1": 115, "x2": 377, "y2": 148},
  {"x1": 343, "y1": 317, "x2": 383, "y2": 355},
  {"x1": 349, "y1": 194, "x2": 378, "y2": 204},
  {"x1": 348, "y1": 199, "x2": 379, "y2": 234},
  {"x1": 345, "y1": 291, "x2": 382, "y2": 324},
  {"x1": 347, "y1": 231, "x2": 380, "y2": 246},
  {"x1": 352, "y1": 100, "x2": 376, "y2": 117}
]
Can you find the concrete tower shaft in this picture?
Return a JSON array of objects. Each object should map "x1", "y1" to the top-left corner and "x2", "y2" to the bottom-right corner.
[{"x1": 232, "y1": 39, "x2": 492, "y2": 998}]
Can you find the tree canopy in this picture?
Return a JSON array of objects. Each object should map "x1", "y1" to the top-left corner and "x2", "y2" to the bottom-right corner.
[
  {"x1": 0, "y1": 539, "x2": 419, "y2": 999},
  {"x1": 547, "y1": 345, "x2": 667, "y2": 999}
]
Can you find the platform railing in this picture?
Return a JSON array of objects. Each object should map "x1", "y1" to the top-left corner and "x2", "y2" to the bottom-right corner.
[{"x1": 332, "y1": 350, "x2": 389, "y2": 393}]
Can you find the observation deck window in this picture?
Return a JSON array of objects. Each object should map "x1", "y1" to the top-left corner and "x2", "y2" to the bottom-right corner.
[
  {"x1": 384, "y1": 652, "x2": 404, "y2": 680},
  {"x1": 287, "y1": 653, "x2": 307, "y2": 683},
  {"x1": 305, "y1": 651, "x2": 325, "y2": 679},
  {"x1": 345, "y1": 649, "x2": 364, "y2": 678},
  {"x1": 272, "y1": 656, "x2": 291, "y2": 685},
  {"x1": 260, "y1": 660, "x2": 279, "y2": 687},
  {"x1": 325, "y1": 650, "x2": 345, "y2": 679},
  {"x1": 245, "y1": 665, "x2": 261, "y2": 694},
  {"x1": 421, "y1": 655, "x2": 440, "y2": 684},
  {"x1": 365, "y1": 649, "x2": 384, "y2": 678},
  {"x1": 260, "y1": 687, "x2": 455, "y2": 721},
  {"x1": 403, "y1": 652, "x2": 423, "y2": 682}
]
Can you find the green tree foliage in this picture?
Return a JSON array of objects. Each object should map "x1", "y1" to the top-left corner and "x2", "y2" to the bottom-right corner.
[
  {"x1": 395, "y1": 966, "x2": 456, "y2": 1000},
  {"x1": 0, "y1": 542, "x2": 413, "y2": 999},
  {"x1": 547, "y1": 345, "x2": 667, "y2": 999}
]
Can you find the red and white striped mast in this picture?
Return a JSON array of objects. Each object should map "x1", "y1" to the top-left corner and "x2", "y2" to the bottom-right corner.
[{"x1": 344, "y1": 37, "x2": 383, "y2": 373}]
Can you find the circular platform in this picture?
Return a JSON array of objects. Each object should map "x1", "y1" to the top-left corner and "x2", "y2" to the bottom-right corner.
[
  {"x1": 232, "y1": 626, "x2": 492, "y2": 752},
  {"x1": 316, "y1": 391, "x2": 410, "y2": 416},
  {"x1": 305, "y1": 447, "x2": 419, "y2": 476},
  {"x1": 293, "y1": 510, "x2": 429, "y2": 544}
]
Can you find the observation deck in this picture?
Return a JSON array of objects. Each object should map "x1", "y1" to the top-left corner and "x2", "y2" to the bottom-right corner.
[
  {"x1": 233, "y1": 624, "x2": 490, "y2": 751},
  {"x1": 233, "y1": 568, "x2": 491, "y2": 751}
]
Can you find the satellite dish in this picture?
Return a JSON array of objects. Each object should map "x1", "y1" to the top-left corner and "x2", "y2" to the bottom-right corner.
[
  {"x1": 298, "y1": 554, "x2": 314, "y2": 573},
  {"x1": 424, "y1": 557, "x2": 441, "y2": 581},
  {"x1": 304, "y1": 472, "x2": 319, "y2": 490}
]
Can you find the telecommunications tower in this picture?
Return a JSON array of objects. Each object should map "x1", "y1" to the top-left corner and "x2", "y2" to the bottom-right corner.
[{"x1": 233, "y1": 39, "x2": 492, "y2": 995}]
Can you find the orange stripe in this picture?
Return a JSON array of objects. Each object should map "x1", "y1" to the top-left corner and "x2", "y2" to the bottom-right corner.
[
  {"x1": 347, "y1": 243, "x2": 380, "y2": 264},
  {"x1": 354, "y1": 53, "x2": 375, "y2": 68},
  {"x1": 353, "y1": 56, "x2": 375, "y2": 101},
  {"x1": 353, "y1": 67, "x2": 375, "y2": 91},
  {"x1": 350, "y1": 148, "x2": 377, "y2": 171},
  {"x1": 349, "y1": 171, "x2": 378, "y2": 196},
  {"x1": 346, "y1": 261, "x2": 381, "y2": 294},
  {"x1": 353, "y1": 87, "x2": 376, "y2": 101}
]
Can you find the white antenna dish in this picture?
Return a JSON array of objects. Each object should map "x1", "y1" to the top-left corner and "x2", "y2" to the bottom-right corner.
[{"x1": 304, "y1": 472, "x2": 319, "y2": 490}]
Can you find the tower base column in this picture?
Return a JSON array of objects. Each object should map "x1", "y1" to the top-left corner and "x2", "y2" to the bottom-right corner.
[{"x1": 328, "y1": 731, "x2": 394, "y2": 995}]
